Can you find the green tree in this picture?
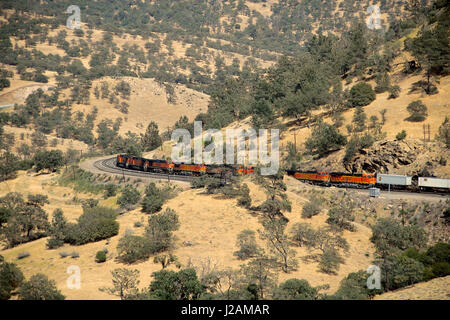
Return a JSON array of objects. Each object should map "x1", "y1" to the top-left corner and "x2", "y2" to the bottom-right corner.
[
  {"x1": 436, "y1": 117, "x2": 450, "y2": 148},
  {"x1": 406, "y1": 100, "x2": 428, "y2": 122},
  {"x1": 148, "y1": 268, "x2": 205, "y2": 300},
  {"x1": 100, "y1": 268, "x2": 140, "y2": 300},
  {"x1": 141, "y1": 121, "x2": 162, "y2": 151},
  {"x1": 305, "y1": 121, "x2": 346, "y2": 157},
  {"x1": 46, "y1": 208, "x2": 67, "y2": 249},
  {"x1": 349, "y1": 82, "x2": 376, "y2": 107},
  {"x1": 233, "y1": 229, "x2": 261, "y2": 260},
  {"x1": 33, "y1": 150, "x2": 64, "y2": 172},
  {"x1": 272, "y1": 278, "x2": 323, "y2": 300},
  {"x1": 370, "y1": 218, "x2": 427, "y2": 259},
  {"x1": 411, "y1": 15, "x2": 450, "y2": 94},
  {"x1": 0, "y1": 260, "x2": 24, "y2": 300},
  {"x1": 116, "y1": 235, "x2": 152, "y2": 264},
  {"x1": 145, "y1": 208, "x2": 180, "y2": 254},
  {"x1": 117, "y1": 184, "x2": 141, "y2": 210},
  {"x1": 240, "y1": 256, "x2": 277, "y2": 300},
  {"x1": 18, "y1": 274, "x2": 65, "y2": 300},
  {"x1": 259, "y1": 218, "x2": 297, "y2": 273}
]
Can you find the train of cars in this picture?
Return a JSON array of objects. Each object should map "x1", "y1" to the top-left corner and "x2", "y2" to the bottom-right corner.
[
  {"x1": 116, "y1": 154, "x2": 254, "y2": 177},
  {"x1": 116, "y1": 154, "x2": 449, "y2": 193}
]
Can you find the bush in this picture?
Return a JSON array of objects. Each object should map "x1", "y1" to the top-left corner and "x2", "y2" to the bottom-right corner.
[
  {"x1": 141, "y1": 183, "x2": 165, "y2": 214},
  {"x1": 233, "y1": 230, "x2": 261, "y2": 260},
  {"x1": 382, "y1": 255, "x2": 424, "y2": 291},
  {"x1": 117, "y1": 184, "x2": 140, "y2": 209},
  {"x1": 388, "y1": 85, "x2": 401, "y2": 99},
  {"x1": 33, "y1": 150, "x2": 64, "y2": 172},
  {"x1": 319, "y1": 247, "x2": 343, "y2": 274},
  {"x1": 0, "y1": 261, "x2": 24, "y2": 300},
  {"x1": 46, "y1": 238, "x2": 64, "y2": 250},
  {"x1": 301, "y1": 197, "x2": 322, "y2": 218},
  {"x1": 117, "y1": 235, "x2": 152, "y2": 264},
  {"x1": 104, "y1": 184, "x2": 118, "y2": 198},
  {"x1": 64, "y1": 206, "x2": 119, "y2": 245},
  {"x1": 305, "y1": 121, "x2": 347, "y2": 157},
  {"x1": 17, "y1": 252, "x2": 30, "y2": 260},
  {"x1": 146, "y1": 208, "x2": 180, "y2": 254},
  {"x1": 332, "y1": 270, "x2": 381, "y2": 299},
  {"x1": 95, "y1": 250, "x2": 107, "y2": 263},
  {"x1": 71, "y1": 252, "x2": 79, "y2": 259},
  {"x1": 290, "y1": 223, "x2": 316, "y2": 247},
  {"x1": 272, "y1": 278, "x2": 321, "y2": 300},
  {"x1": 396, "y1": 130, "x2": 407, "y2": 140},
  {"x1": 344, "y1": 133, "x2": 375, "y2": 162},
  {"x1": 349, "y1": 82, "x2": 376, "y2": 107},
  {"x1": 406, "y1": 100, "x2": 428, "y2": 122},
  {"x1": 59, "y1": 252, "x2": 70, "y2": 258},
  {"x1": 18, "y1": 273, "x2": 65, "y2": 300}
]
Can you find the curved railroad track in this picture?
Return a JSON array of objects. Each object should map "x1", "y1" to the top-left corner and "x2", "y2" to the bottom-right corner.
[{"x1": 92, "y1": 157, "x2": 193, "y2": 183}]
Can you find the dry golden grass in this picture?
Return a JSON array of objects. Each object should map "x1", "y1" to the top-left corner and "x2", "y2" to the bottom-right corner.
[
  {"x1": 374, "y1": 275, "x2": 450, "y2": 300},
  {"x1": 0, "y1": 171, "x2": 376, "y2": 299}
]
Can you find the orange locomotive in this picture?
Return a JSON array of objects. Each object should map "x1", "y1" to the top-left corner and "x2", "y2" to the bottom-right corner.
[
  {"x1": 286, "y1": 170, "x2": 330, "y2": 185},
  {"x1": 287, "y1": 170, "x2": 375, "y2": 188},
  {"x1": 330, "y1": 172, "x2": 376, "y2": 187}
]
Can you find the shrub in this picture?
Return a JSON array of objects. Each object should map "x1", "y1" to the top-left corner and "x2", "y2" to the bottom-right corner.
[
  {"x1": 349, "y1": 82, "x2": 376, "y2": 107},
  {"x1": 301, "y1": 197, "x2": 322, "y2": 218},
  {"x1": 332, "y1": 270, "x2": 381, "y2": 299},
  {"x1": 290, "y1": 223, "x2": 316, "y2": 247},
  {"x1": 33, "y1": 150, "x2": 64, "y2": 172},
  {"x1": 305, "y1": 121, "x2": 347, "y2": 157},
  {"x1": 388, "y1": 85, "x2": 401, "y2": 99},
  {"x1": 117, "y1": 235, "x2": 152, "y2": 264},
  {"x1": 233, "y1": 230, "x2": 261, "y2": 260},
  {"x1": 319, "y1": 247, "x2": 343, "y2": 274},
  {"x1": 59, "y1": 252, "x2": 71, "y2": 258},
  {"x1": 117, "y1": 184, "x2": 140, "y2": 209},
  {"x1": 64, "y1": 206, "x2": 119, "y2": 245},
  {"x1": 272, "y1": 279, "x2": 321, "y2": 300},
  {"x1": 18, "y1": 273, "x2": 65, "y2": 300},
  {"x1": 46, "y1": 238, "x2": 64, "y2": 250},
  {"x1": 96, "y1": 250, "x2": 107, "y2": 263},
  {"x1": 141, "y1": 183, "x2": 165, "y2": 214},
  {"x1": 17, "y1": 252, "x2": 30, "y2": 260},
  {"x1": 406, "y1": 100, "x2": 428, "y2": 122},
  {"x1": 396, "y1": 130, "x2": 407, "y2": 140},
  {"x1": 0, "y1": 261, "x2": 24, "y2": 300},
  {"x1": 146, "y1": 208, "x2": 180, "y2": 254},
  {"x1": 71, "y1": 252, "x2": 79, "y2": 259},
  {"x1": 104, "y1": 184, "x2": 118, "y2": 198},
  {"x1": 382, "y1": 255, "x2": 424, "y2": 291}
]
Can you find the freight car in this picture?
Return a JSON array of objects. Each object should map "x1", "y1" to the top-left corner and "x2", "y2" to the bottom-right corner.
[
  {"x1": 418, "y1": 177, "x2": 450, "y2": 192},
  {"x1": 376, "y1": 174, "x2": 412, "y2": 190}
]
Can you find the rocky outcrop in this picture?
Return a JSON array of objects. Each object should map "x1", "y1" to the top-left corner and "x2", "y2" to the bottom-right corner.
[{"x1": 302, "y1": 139, "x2": 450, "y2": 177}]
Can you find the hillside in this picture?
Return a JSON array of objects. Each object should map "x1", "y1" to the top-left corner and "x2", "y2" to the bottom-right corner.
[{"x1": 0, "y1": 0, "x2": 448, "y2": 302}]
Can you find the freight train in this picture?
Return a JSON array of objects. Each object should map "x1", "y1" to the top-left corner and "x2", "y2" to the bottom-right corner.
[
  {"x1": 116, "y1": 154, "x2": 449, "y2": 193},
  {"x1": 116, "y1": 154, "x2": 254, "y2": 177},
  {"x1": 286, "y1": 170, "x2": 450, "y2": 193}
]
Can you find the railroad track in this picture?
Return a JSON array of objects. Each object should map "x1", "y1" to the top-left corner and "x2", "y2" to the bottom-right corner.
[{"x1": 93, "y1": 157, "x2": 193, "y2": 183}]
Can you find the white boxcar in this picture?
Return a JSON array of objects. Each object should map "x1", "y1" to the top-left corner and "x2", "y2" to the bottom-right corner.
[
  {"x1": 418, "y1": 177, "x2": 450, "y2": 189},
  {"x1": 376, "y1": 174, "x2": 412, "y2": 186}
]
